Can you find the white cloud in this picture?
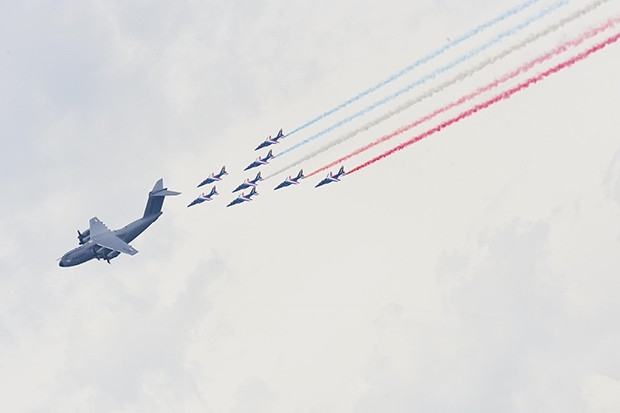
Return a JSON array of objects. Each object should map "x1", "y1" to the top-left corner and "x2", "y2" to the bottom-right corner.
[{"x1": 583, "y1": 374, "x2": 620, "y2": 412}]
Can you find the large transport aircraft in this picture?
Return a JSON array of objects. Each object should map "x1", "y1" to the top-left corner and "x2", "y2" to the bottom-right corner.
[{"x1": 59, "y1": 179, "x2": 180, "y2": 267}]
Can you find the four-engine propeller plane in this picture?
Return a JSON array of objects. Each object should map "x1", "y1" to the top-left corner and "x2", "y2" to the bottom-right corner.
[
  {"x1": 198, "y1": 166, "x2": 227, "y2": 187},
  {"x1": 315, "y1": 166, "x2": 346, "y2": 188},
  {"x1": 59, "y1": 179, "x2": 180, "y2": 267},
  {"x1": 274, "y1": 169, "x2": 304, "y2": 190}
]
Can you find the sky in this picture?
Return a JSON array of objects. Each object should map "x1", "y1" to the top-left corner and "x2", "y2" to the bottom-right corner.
[{"x1": 1, "y1": 0, "x2": 620, "y2": 411}]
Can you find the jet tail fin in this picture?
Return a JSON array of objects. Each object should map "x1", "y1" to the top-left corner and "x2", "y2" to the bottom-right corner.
[{"x1": 143, "y1": 179, "x2": 180, "y2": 218}]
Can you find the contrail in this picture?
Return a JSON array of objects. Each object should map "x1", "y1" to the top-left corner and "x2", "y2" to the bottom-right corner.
[
  {"x1": 347, "y1": 31, "x2": 620, "y2": 175},
  {"x1": 307, "y1": 12, "x2": 619, "y2": 178},
  {"x1": 275, "y1": 0, "x2": 610, "y2": 179},
  {"x1": 284, "y1": 0, "x2": 543, "y2": 138},
  {"x1": 273, "y1": 0, "x2": 568, "y2": 161}
]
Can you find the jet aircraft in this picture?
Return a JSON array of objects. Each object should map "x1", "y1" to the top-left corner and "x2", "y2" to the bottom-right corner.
[
  {"x1": 233, "y1": 172, "x2": 263, "y2": 193},
  {"x1": 274, "y1": 169, "x2": 304, "y2": 190},
  {"x1": 59, "y1": 179, "x2": 180, "y2": 267},
  {"x1": 315, "y1": 166, "x2": 346, "y2": 188},
  {"x1": 244, "y1": 150, "x2": 274, "y2": 171},
  {"x1": 198, "y1": 166, "x2": 227, "y2": 187},
  {"x1": 255, "y1": 129, "x2": 285, "y2": 150},
  {"x1": 226, "y1": 187, "x2": 259, "y2": 207},
  {"x1": 187, "y1": 186, "x2": 218, "y2": 207}
]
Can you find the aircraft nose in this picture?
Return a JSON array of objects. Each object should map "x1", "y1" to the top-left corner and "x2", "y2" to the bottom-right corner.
[{"x1": 59, "y1": 260, "x2": 65, "y2": 267}]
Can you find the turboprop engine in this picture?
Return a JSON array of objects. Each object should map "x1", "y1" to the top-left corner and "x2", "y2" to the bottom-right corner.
[{"x1": 77, "y1": 229, "x2": 91, "y2": 245}]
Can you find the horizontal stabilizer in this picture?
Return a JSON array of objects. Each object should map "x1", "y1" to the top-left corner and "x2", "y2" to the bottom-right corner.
[{"x1": 151, "y1": 188, "x2": 181, "y2": 197}]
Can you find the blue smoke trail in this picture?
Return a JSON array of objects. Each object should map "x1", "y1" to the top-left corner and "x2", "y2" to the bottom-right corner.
[
  {"x1": 284, "y1": 0, "x2": 542, "y2": 138},
  {"x1": 277, "y1": 0, "x2": 568, "y2": 158}
]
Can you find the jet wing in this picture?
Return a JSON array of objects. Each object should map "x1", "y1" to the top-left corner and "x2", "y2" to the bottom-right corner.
[{"x1": 89, "y1": 217, "x2": 138, "y2": 256}]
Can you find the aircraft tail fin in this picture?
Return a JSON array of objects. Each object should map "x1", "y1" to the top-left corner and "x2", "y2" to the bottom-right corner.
[
  {"x1": 220, "y1": 166, "x2": 227, "y2": 176},
  {"x1": 338, "y1": 166, "x2": 345, "y2": 176},
  {"x1": 143, "y1": 179, "x2": 180, "y2": 218}
]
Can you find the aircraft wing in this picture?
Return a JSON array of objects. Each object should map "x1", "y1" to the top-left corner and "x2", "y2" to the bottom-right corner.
[{"x1": 89, "y1": 217, "x2": 138, "y2": 256}]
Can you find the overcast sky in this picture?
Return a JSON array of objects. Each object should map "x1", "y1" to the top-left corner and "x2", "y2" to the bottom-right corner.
[{"x1": 2, "y1": 0, "x2": 620, "y2": 411}]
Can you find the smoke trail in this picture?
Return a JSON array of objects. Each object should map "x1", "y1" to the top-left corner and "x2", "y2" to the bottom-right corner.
[
  {"x1": 268, "y1": 0, "x2": 608, "y2": 179},
  {"x1": 307, "y1": 13, "x2": 620, "y2": 178},
  {"x1": 285, "y1": 0, "x2": 543, "y2": 137},
  {"x1": 347, "y1": 31, "x2": 620, "y2": 175},
  {"x1": 276, "y1": 0, "x2": 568, "y2": 159}
]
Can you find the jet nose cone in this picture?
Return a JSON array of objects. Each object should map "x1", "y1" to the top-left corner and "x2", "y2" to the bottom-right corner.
[{"x1": 59, "y1": 260, "x2": 66, "y2": 267}]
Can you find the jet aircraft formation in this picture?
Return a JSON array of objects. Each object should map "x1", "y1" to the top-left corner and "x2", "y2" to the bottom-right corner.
[{"x1": 184, "y1": 127, "x2": 346, "y2": 211}]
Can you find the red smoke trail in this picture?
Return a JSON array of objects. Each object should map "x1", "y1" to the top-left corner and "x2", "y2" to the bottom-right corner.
[
  {"x1": 307, "y1": 18, "x2": 620, "y2": 178},
  {"x1": 346, "y1": 31, "x2": 620, "y2": 175}
]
